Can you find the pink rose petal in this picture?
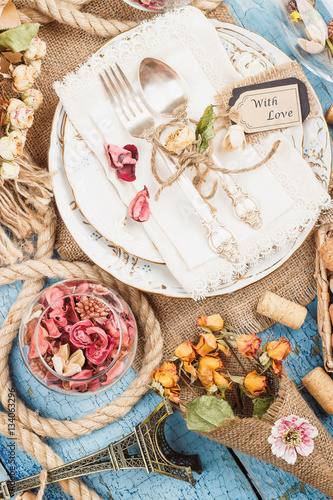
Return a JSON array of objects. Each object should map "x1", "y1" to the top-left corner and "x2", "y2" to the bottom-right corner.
[{"x1": 128, "y1": 186, "x2": 150, "y2": 222}]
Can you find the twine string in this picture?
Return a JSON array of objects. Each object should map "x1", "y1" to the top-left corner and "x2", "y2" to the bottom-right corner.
[{"x1": 151, "y1": 117, "x2": 281, "y2": 201}]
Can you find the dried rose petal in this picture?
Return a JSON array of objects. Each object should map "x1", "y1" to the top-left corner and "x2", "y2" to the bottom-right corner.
[
  {"x1": 41, "y1": 284, "x2": 72, "y2": 310},
  {"x1": 28, "y1": 323, "x2": 50, "y2": 361},
  {"x1": 24, "y1": 317, "x2": 38, "y2": 345},
  {"x1": 66, "y1": 369, "x2": 94, "y2": 392},
  {"x1": 104, "y1": 143, "x2": 138, "y2": 182},
  {"x1": 42, "y1": 318, "x2": 62, "y2": 338},
  {"x1": 128, "y1": 186, "x2": 150, "y2": 222},
  {"x1": 69, "y1": 320, "x2": 95, "y2": 349},
  {"x1": 48, "y1": 307, "x2": 67, "y2": 328}
]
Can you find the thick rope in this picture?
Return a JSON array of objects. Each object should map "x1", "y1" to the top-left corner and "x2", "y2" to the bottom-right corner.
[
  {"x1": 16, "y1": 0, "x2": 222, "y2": 37},
  {"x1": 0, "y1": 204, "x2": 163, "y2": 498},
  {"x1": 0, "y1": 414, "x2": 103, "y2": 500}
]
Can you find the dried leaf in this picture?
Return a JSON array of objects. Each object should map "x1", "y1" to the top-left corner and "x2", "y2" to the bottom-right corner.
[
  {"x1": 186, "y1": 395, "x2": 234, "y2": 432},
  {"x1": 0, "y1": 23, "x2": 39, "y2": 53},
  {"x1": 195, "y1": 105, "x2": 215, "y2": 154},
  {"x1": 252, "y1": 397, "x2": 275, "y2": 420}
]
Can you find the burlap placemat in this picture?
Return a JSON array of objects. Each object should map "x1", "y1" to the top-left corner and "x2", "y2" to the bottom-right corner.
[{"x1": 23, "y1": 0, "x2": 333, "y2": 357}]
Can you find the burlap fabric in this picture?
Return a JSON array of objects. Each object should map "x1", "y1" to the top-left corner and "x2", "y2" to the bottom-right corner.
[{"x1": 13, "y1": 1, "x2": 333, "y2": 497}]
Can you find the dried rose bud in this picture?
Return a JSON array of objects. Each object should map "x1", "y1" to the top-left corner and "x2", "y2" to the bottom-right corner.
[
  {"x1": 222, "y1": 124, "x2": 246, "y2": 152},
  {"x1": 24, "y1": 37, "x2": 46, "y2": 62},
  {"x1": 0, "y1": 161, "x2": 20, "y2": 181},
  {"x1": 128, "y1": 186, "x2": 150, "y2": 222},
  {"x1": 21, "y1": 89, "x2": 43, "y2": 110},
  {"x1": 165, "y1": 125, "x2": 195, "y2": 154},
  {"x1": 28, "y1": 59, "x2": 41, "y2": 78},
  {"x1": 244, "y1": 371, "x2": 267, "y2": 396},
  {"x1": 4, "y1": 98, "x2": 34, "y2": 130},
  {"x1": 12, "y1": 64, "x2": 35, "y2": 92}
]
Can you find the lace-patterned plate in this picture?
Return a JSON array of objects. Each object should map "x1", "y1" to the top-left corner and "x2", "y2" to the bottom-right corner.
[{"x1": 49, "y1": 22, "x2": 331, "y2": 298}]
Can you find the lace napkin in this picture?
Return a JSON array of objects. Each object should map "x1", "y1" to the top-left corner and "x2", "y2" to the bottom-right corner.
[{"x1": 55, "y1": 7, "x2": 331, "y2": 299}]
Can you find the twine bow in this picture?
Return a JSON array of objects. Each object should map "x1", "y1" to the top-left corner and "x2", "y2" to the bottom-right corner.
[{"x1": 151, "y1": 118, "x2": 282, "y2": 207}]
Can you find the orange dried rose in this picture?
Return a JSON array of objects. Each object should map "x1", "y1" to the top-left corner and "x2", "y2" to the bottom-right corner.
[
  {"x1": 195, "y1": 332, "x2": 217, "y2": 357},
  {"x1": 217, "y1": 343, "x2": 232, "y2": 356},
  {"x1": 196, "y1": 314, "x2": 224, "y2": 332},
  {"x1": 236, "y1": 334, "x2": 261, "y2": 359},
  {"x1": 266, "y1": 337, "x2": 292, "y2": 361},
  {"x1": 197, "y1": 355, "x2": 224, "y2": 388},
  {"x1": 272, "y1": 359, "x2": 283, "y2": 377},
  {"x1": 213, "y1": 371, "x2": 231, "y2": 387},
  {"x1": 183, "y1": 361, "x2": 197, "y2": 378},
  {"x1": 164, "y1": 384, "x2": 180, "y2": 404},
  {"x1": 152, "y1": 361, "x2": 179, "y2": 389},
  {"x1": 174, "y1": 340, "x2": 196, "y2": 362},
  {"x1": 244, "y1": 371, "x2": 267, "y2": 396}
]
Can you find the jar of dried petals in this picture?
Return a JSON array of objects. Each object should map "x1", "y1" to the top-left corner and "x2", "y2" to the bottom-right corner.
[{"x1": 19, "y1": 280, "x2": 137, "y2": 395}]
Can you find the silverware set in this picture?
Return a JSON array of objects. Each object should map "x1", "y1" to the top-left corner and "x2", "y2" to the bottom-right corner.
[{"x1": 100, "y1": 60, "x2": 262, "y2": 263}]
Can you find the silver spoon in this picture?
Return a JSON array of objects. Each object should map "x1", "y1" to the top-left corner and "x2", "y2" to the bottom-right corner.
[{"x1": 139, "y1": 57, "x2": 262, "y2": 230}]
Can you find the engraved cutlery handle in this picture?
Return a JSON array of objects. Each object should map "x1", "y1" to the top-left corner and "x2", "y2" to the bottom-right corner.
[
  {"x1": 214, "y1": 162, "x2": 262, "y2": 230},
  {"x1": 156, "y1": 144, "x2": 243, "y2": 262}
]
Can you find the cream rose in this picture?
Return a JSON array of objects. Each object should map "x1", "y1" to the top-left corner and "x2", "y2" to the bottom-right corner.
[
  {"x1": 0, "y1": 161, "x2": 20, "y2": 180},
  {"x1": 4, "y1": 99, "x2": 34, "y2": 130},
  {"x1": 23, "y1": 37, "x2": 47, "y2": 62},
  {"x1": 165, "y1": 125, "x2": 195, "y2": 154},
  {"x1": 222, "y1": 124, "x2": 246, "y2": 152},
  {"x1": 0, "y1": 131, "x2": 25, "y2": 160},
  {"x1": 21, "y1": 88, "x2": 43, "y2": 110},
  {"x1": 28, "y1": 59, "x2": 41, "y2": 78},
  {"x1": 12, "y1": 64, "x2": 35, "y2": 92}
]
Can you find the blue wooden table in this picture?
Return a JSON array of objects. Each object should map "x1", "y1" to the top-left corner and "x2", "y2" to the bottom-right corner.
[{"x1": 1, "y1": 1, "x2": 333, "y2": 498}]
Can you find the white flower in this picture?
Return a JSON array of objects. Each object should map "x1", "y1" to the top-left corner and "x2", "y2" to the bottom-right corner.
[
  {"x1": 0, "y1": 161, "x2": 20, "y2": 181},
  {"x1": 21, "y1": 89, "x2": 43, "y2": 110},
  {"x1": 27, "y1": 59, "x2": 41, "y2": 78},
  {"x1": 0, "y1": 132, "x2": 24, "y2": 160},
  {"x1": 268, "y1": 415, "x2": 318, "y2": 465},
  {"x1": 165, "y1": 125, "x2": 196, "y2": 154},
  {"x1": 23, "y1": 37, "x2": 46, "y2": 62},
  {"x1": 12, "y1": 64, "x2": 35, "y2": 92},
  {"x1": 4, "y1": 99, "x2": 34, "y2": 130},
  {"x1": 298, "y1": 24, "x2": 327, "y2": 53},
  {"x1": 52, "y1": 344, "x2": 85, "y2": 377},
  {"x1": 222, "y1": 124, "x2": 246, "y2": 152}
]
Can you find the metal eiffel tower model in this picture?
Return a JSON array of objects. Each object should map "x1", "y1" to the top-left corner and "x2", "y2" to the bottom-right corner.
[{"x1": 0, "y1": 399, "x2": 202, "y2": 499}]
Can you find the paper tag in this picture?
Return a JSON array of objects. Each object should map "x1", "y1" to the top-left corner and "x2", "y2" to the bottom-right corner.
[{"x1": 229, "y1": 78, "x2": 310, "y2": 134}]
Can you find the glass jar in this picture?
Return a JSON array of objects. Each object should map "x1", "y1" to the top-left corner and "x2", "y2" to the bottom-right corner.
[
  {"x1": 270, "y1": 0, "x2": 333, "y2": 82},
  {"x1": 19, "y1": 280, "x2": 138, "y2": 396}
]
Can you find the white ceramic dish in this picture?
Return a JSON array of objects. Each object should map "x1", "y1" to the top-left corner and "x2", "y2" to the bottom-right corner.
[{"x1": 49, "y1": 22, "x2": 331, "y2": 298}]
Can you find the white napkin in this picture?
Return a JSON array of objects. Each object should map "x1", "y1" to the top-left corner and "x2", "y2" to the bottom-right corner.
[{"x1": 55, "y1": 7, "x2": 330, "y2": 299}]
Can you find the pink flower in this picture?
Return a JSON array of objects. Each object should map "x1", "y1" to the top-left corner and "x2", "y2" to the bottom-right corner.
[
  {"x1": 69, "y1": 320, "x2": 95, "y2": 349},
  {"x1": 104, "y1": 143, "x2": 138, "y2": 182},
  {"x1": 268, "y1": 415, "x2": 318, "y2": 465},
  {"x1": 128, "y1": 186, "x2": 150, "y2": 222},
  {"x1": 85, "y1": 328, "x2": 115, "y2": 365}
]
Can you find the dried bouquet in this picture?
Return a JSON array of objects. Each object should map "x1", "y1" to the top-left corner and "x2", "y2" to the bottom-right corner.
[
  {"x1": 0, "y1": 14, "x2": 53, "y2": 266},
  {"x1": 150, "y1": 314, "x2": 324, "y2": 468}
]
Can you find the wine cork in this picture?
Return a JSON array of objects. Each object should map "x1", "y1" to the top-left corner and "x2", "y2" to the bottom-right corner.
[
  {"x1": 302, "y1": 367, "x2": 333, "y2": 415},
  {"x1": 257, "y1": 291, "x2": 307, "y2": 330}
]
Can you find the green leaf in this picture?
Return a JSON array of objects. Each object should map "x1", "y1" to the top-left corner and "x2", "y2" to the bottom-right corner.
[
  {"x1": 252, "y1": 397, "x2": 275, "y2": 420},
  {"x1": 186, "y1": 395, "x2": 234, "y2": 432},
  {"x1": 0, "y1": 24, "x2": 39, "y2": 53},
  {"x1": 229, "y1": 375, "x2": 245, "y2": 384},
  {"x1": 195, "y1": 104, "x2": 215, "y2": 154}
]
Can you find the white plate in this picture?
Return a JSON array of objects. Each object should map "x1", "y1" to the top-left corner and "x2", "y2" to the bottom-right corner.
[{"x1": 49, "y1": 22, "x2": 331, "y2": 298}]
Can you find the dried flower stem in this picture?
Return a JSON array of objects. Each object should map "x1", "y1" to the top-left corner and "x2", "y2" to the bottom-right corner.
[
  {"x1": 327, "y1": 38, "x2": 333, "y2": 57},
  {"x1": 223, "y1": 338, "x2": 248, "y2": 376},
  {"x1": 180, "y1": 375, "x2": 198, "y2": 397}
]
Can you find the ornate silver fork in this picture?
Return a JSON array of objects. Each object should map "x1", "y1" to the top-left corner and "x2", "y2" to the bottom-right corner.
[{"x1": 100, "y1": 64, "x2": 244, "y2": 266}]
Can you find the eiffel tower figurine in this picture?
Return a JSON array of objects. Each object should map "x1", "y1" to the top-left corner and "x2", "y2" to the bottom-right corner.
[{"x1": 0, "y1": 399, "x2": 202, "y2": 499}]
